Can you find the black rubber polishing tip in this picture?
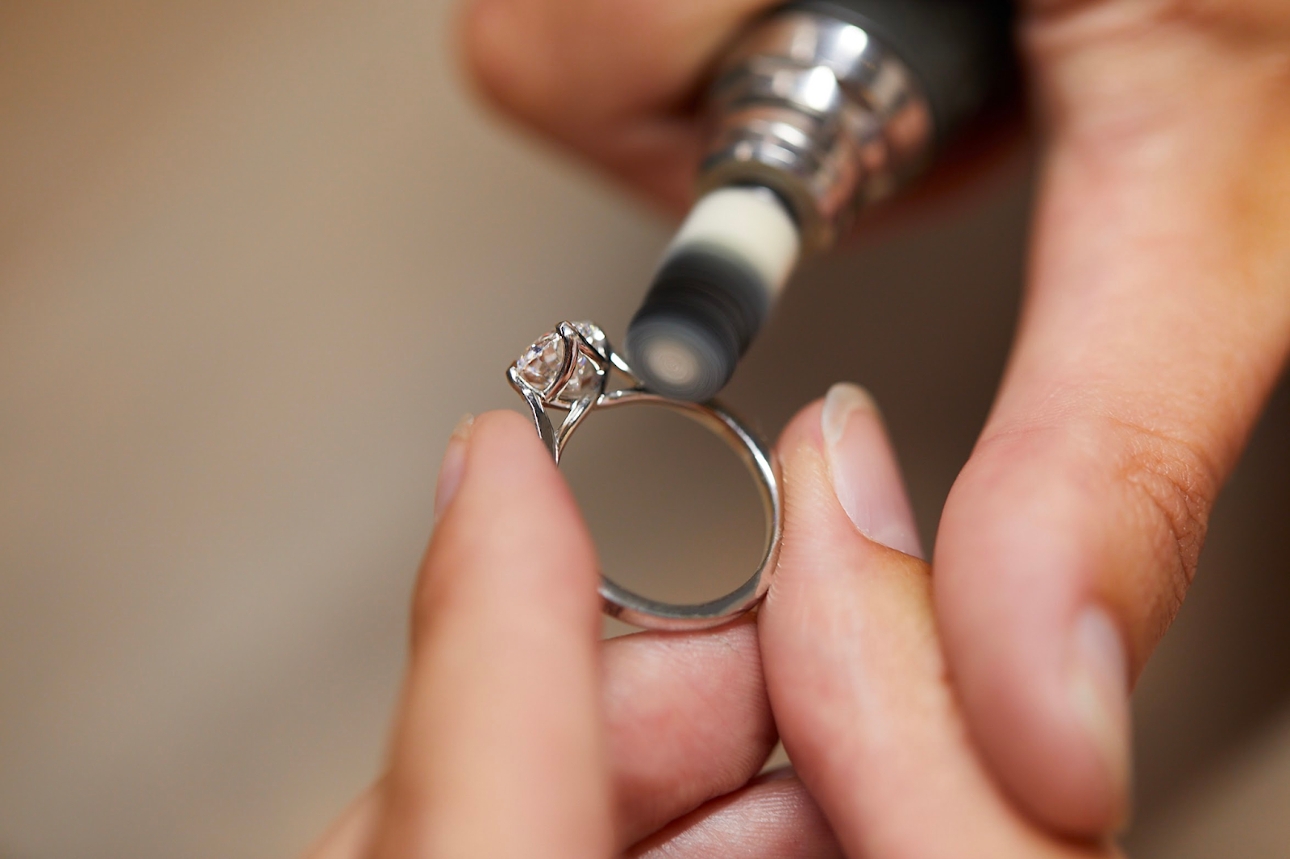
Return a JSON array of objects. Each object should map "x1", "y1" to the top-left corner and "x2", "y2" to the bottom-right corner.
[{"x1": 626, "y1": 247, "x2": 769, "y2": 402}]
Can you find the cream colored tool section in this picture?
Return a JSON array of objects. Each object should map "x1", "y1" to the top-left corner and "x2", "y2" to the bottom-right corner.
[{"x1": 663, "y1": 186, "x2": 802, "y2": 300}]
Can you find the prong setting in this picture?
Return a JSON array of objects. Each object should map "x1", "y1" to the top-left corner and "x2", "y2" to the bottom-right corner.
[{"x1": 509, "y1": 320, "x2": 613, "y2": 409}]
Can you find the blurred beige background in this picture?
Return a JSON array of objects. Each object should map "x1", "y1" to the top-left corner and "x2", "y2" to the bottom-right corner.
[{"x1": 2, "y1": 2, "x2": 1289, "y2": 857}]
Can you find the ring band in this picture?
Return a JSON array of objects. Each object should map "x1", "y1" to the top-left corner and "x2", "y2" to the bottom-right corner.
[{"x1": 506, "y1": 321, "x2": 783, "y2": 631}]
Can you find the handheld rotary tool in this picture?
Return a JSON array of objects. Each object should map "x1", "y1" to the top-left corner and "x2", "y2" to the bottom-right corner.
[{"x1": 624, "y1": 0, "x2": 1015, "y2": 401}]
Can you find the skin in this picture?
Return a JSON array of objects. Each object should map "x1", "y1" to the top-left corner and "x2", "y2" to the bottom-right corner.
[
  {"x1": 458, "y1": 0, "x2": 1290, "y2": 835},
  {"x1": 303, "y1": 411, "x2": 783, "y2": 859},
  {"x1": 303, "y1": 404, "x2": 1125, "y2": 857}
]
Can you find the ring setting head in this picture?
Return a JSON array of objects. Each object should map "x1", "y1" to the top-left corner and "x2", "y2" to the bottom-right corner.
[{"x1": 509, "y1": 320, "x2": 612, "y2": 406}]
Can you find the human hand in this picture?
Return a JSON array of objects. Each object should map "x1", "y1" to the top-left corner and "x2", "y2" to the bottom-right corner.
[
  {"x1": 748, "y1": 383, "x2": 1126, "y2": 857},
  {"x1": 461, "y1": 0, "x2": 1290, "y2": 834},
  {"x1": 301, "y1": 396, "x2": 1126, "y2": 859},
  {"x1": 300, "y1": 411, "x2": 838, "y2": 859},
  {"x1": 621, "y1": 383, "x2": 1126, "y2": 857}
]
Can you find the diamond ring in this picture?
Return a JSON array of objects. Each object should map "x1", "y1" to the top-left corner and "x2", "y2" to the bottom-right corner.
[{"x1": 507, "y1": 321, "x2": 783, "y2": 630}]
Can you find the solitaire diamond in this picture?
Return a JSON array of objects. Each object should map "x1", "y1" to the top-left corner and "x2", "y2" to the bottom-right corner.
[{"x1": 512, "y1": 321, "x2": 610, "y2": 405}]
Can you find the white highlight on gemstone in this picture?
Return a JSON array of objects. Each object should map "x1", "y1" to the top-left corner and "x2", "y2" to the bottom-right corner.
[{"x1": 664, "y1": 187, "x2": 801, "y2": 299}]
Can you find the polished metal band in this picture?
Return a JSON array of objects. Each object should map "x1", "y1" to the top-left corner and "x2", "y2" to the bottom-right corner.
[{"x1": 507, "y1": 321, "x2": 783, "y2": 631}]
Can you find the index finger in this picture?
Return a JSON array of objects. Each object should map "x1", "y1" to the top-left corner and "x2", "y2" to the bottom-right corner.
[
  {"x1": 369, "y1": 410, "x2": 611, "y2": 859},
  {"x1": 461, "y1": 0, "x2": 777, "y2": 209},
  {"x1": 761, "y1": 390, "x2": 1121, "y2": 858}
]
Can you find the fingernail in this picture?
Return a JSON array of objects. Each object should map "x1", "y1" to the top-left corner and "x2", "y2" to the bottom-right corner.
[
  {"x1": 1068, "y1": 605, "x2": 1132, "y2": 821},
  {"x1": 434, "y1": 414, "x2": 474, "y2": 522},
  {"x1": 821, "y1": 383, "x2": 923, "y2": 558}
]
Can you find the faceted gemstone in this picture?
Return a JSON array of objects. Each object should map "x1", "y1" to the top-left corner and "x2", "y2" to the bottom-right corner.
[
  {"x1": 513, "y1": 323, "x2": 607, "y2": 404},
  {"x1": 515, "y1": 331, "x2": 566, "y2": 391}
]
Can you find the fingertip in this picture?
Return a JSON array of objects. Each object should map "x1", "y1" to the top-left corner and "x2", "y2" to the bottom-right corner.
[
  {"x1": 775, "y1": 396, "x2": 827, "y2": 460},
  {"x1": 455, "y1": 404, "x2": 590, "y2": 536},
  {"x1": 763, "y1": 392, "x2": 988, "y2": 858},
  {"x1": 774, "y1": 385, "x2": 923, "y2": 559},
  {"x1": 821, "y1": 383, "x2": 924, "y2": 558},
  {"x1": 433, "y1": 414, "x2": 475, "y2": 523},
  {"x1": 419, "y1": 407, "x2": 599, "y2": 635}
]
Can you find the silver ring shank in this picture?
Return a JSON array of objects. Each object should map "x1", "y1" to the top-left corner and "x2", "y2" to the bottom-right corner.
[{"x1": 590, "y1": 390, "x2": 782, "y2": 630}]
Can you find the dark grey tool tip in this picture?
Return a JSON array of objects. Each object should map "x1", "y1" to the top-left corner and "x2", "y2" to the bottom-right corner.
[
  {"x1": 627, "y1": 246, "x2": 770, "y2": 401},
  {"x1": 625, "y1": 312, "x2": 736, "y2": 402}
]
